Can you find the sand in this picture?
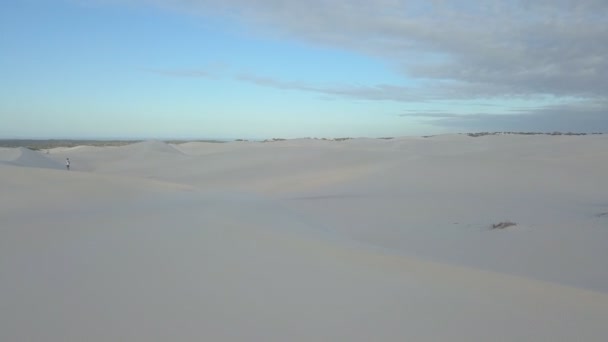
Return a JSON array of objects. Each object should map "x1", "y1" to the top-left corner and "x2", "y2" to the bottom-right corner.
[{"x1": 1, "y1": 135, "x2": 608, "y2": 341}]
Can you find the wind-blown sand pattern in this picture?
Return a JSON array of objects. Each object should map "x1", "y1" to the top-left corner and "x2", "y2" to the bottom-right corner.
[{"x1": 2, "y1": 135, "x2": 608, "y2": 341}]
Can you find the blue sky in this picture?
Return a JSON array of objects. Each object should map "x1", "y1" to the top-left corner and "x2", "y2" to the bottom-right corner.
[{"x1": 1, "y1": 0, "x2": 606, "y2": 139}]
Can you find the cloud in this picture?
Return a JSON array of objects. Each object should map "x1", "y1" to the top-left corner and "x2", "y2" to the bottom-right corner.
[
  {"x1": 426, "y1": 100, "x2": 608, "y2": 132},
  {"x1": 116, "y1": 0, "x2": 607, "y2": 130},
  {"x1": 237, "y1": 73, "x2": 423, "y2": 101},
  {"x1": 130, "y1": 0, "x2": 608, "y2": 101}
]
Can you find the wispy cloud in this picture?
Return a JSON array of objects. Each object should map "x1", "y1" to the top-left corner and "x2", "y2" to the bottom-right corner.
[
  {"x1": 427, "y1": 100, "x2": 608, "y2": 132},
  {"x1": 237, "y1": 73, "x2": 422, "y2": 101}
]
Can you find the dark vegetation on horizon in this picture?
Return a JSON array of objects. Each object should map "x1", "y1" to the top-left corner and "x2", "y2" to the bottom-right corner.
[
  {"x1": 259, "y1": 132, "x2": 604, "y2": 141},
  {"x1": 0, "y1": 139, "x2": 226, "y2": 150},
  {"x1": 1, "y1": 132, "x2": 603, "y2": 149},
  {"x1": 464, "y1": 131, "x2": 604, "y2": 138}
]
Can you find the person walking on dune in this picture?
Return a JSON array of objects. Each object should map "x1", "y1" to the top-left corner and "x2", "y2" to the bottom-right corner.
[{"x1": 66, "y1": 158, "x2": 70, "y2": 171}]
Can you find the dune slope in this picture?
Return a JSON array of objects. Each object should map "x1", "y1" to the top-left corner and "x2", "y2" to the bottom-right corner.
[{"x1": 2, "y1": 135, "x2": 608, "y2": 341}]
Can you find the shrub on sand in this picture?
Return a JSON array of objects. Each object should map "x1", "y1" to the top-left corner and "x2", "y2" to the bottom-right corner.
[{"x1": 491, "y1": 221, "x2": 517, "y2": 229}]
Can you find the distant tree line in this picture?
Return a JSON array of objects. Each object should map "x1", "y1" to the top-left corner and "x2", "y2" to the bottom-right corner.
[
  {"x1": 464, "y1": 132, "x2": 604, "y2": 138},
  {"x1": 0, "y1": 139, "x2": 141, "y2": 150}
]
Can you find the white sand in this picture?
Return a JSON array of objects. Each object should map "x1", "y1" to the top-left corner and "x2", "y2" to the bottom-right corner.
[{"x1": 2, "y1": 135, "x2": 608, "y2": 341}]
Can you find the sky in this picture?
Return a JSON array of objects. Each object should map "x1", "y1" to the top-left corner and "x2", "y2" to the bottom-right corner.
[{"x1": 1, "y1": 0, "x2": 607, "y2": 139}]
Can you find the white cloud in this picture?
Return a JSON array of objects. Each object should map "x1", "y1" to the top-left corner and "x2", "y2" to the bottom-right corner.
[
  {"x1": 426, "y1": 100, "x2": 608, "y2": 132},
  {"x1": 109, "y1": 0, "x2": 607, "y2": 129},
  {"x1": 236, "y1": 73, "x2": 423, "y2": 101},
  {"x1": 127, "y1": 0, "x2": 607, "y2": 99}
]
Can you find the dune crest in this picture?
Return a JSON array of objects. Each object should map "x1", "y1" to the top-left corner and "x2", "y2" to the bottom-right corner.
[
  {"x1": 124, "y1": 140, "x2": 184, "y2": 155},
  {"x1": 0, "y1": 147, "x2": 64, "y2": 170}
]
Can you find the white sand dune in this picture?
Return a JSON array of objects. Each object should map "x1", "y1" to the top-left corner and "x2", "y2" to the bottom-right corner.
[
  {"x1": 0, "y1": 147, "x2": 64, "y2": 170},
  {"x1": 2, "y1": 135, "x2": 608, "y2": 341},
  {"x1": 124, "y1": 140, "x2": 185, "y2": 155},
  {"x1": 43, "y1": 140, "x2": 187, "y2": 173}
]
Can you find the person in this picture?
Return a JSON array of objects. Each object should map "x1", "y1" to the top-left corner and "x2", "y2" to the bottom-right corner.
[{"x1": 66, "y1": 158, "x2": 70, "y2": 171}]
